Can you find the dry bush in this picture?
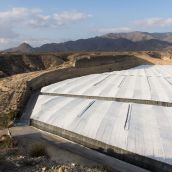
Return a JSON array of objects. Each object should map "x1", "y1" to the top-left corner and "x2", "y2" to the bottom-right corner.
[
  {"x1": 0, "y1": 135, "x2": 15, "y2": 149},
  {"x1": 29, "y1": 143, "x2": 48, "y2": 158}
]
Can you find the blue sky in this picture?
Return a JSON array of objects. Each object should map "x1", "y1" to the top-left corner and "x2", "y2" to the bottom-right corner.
[{"x1": 0, "y1": 0, "x2": 172, "y2": 49}]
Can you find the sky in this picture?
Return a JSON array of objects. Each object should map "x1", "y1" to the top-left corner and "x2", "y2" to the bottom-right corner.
[{"x1": 0, "y1": 0, "x2": 172, "y2": 50}]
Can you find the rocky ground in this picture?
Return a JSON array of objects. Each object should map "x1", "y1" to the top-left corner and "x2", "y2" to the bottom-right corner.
[
  {"x1": 0, "y1": 134, "x2": 107, "y2": 172},
  {"x1": 0, "y1": 125, "x2": 150, "y2": 172},
  {"x1": 0, "y1": 152, "x2": 107, "y2": 172}
]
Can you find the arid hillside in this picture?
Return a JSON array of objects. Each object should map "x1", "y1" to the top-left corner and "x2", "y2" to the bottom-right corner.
[
  {"x1": 0, "y1": 51, "x2": 172, "y2": 129},
  {"x1": 0, "y1": 53, "x2": 71, "y2": 78}
]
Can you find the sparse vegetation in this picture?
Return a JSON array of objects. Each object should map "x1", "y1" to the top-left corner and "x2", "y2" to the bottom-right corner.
[
  {"x1": 0, "y1": 144, "x2": 107, "y2": 172},
  {"x1": 0, "y1": 134, "x2": 11, "y2": 149}
]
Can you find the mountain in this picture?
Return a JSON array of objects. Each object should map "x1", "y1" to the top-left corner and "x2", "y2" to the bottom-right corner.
[
  {"x1": 102, "y1": 31, "x2": 154, "y2": 42},
  {"x1": 4, "y1": 32, "x2": 172, "y2": 53},
  {"x1": 5, "y1": 42, "x2": 34, "y2": 53},
  {"x1": 102, "y1": 31, "x2": 172, "y2": 43}
]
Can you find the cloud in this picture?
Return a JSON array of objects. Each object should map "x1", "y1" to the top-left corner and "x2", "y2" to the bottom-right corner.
[
  {"x1": 53, "y1": 11, "x2": 92, "y2": 26},
  {"x1": 0, "y1": 7, "x2": 91, "y2": 49},
  {"x1": 95, "y1": 27, "x2": 132, "y2": 34},
  {"x1": 135, "y1": 18, "x2": 172, "y2": 27},
  {"x1": 0, "y1": 38, "x2": 9, "y2": 44},
  {"x1": 26, "y1": 10, "x2": 92, "y2": 28},
  {"x1": 0, "y1": 8, "x2": 91, "y2": 28},
  {"x1": 0, "y1": 8, "x2": 91, "y2": 38}
]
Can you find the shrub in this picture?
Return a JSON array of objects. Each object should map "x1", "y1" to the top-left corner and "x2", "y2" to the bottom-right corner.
[
  {"x1": 0, "y1": 135, "x2": 14, "y2": 149},
  {"x1": 29, "y1": 143, "x2": 48, "y2": 158}
]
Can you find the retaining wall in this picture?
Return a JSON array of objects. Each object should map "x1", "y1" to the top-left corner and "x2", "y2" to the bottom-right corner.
[{"x1": 30, "y1": 119, "x2": 172, "y2": 172}]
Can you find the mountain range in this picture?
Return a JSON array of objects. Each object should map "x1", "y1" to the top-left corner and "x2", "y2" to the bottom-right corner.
[{"x1": 4, "y1": 31, "x2": 172, "y2": 53}]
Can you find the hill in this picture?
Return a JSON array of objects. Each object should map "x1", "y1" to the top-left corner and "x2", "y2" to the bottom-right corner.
[
  {"x1": 3, "y1": 32, "x2": 172, "y2": 53},
  {"x1": 5, "y1": 43, "x2": 34, "y2": 53},
  {"x1": 102, "y1": 31, "x2": 172, "y2": 42}
]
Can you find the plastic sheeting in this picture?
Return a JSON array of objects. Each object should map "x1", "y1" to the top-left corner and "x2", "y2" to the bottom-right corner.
[
  {"x1": 31, "y1": 65, "x2": 172, "y2": 166},
  {"x1": 41, "y1": 65, "x2": 172, "y2": 103},
  {"x1": 31, "y1": 95, "x2": 172, "y2": 165}
]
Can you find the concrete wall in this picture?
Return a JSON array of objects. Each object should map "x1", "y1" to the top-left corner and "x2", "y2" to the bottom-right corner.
[{"x1": 30, "y1": 119, "x2": 172, "y2": 172}]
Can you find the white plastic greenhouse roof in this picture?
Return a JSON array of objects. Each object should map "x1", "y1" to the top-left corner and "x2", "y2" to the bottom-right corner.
[
  {"x1": 31, "y1": 95, "x2": 172, "y2": 165},
  {"x1": 41, "y1": 65, "x2": 172, "y2": 104},
  {"x1": 31, "y1": 65, "x2": 172, "y2": 168}
]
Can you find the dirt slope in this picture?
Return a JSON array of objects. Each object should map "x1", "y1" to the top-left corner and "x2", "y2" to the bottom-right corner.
[{"x1": 0, "y1": 53, "x2": 71, "y2": 77}]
